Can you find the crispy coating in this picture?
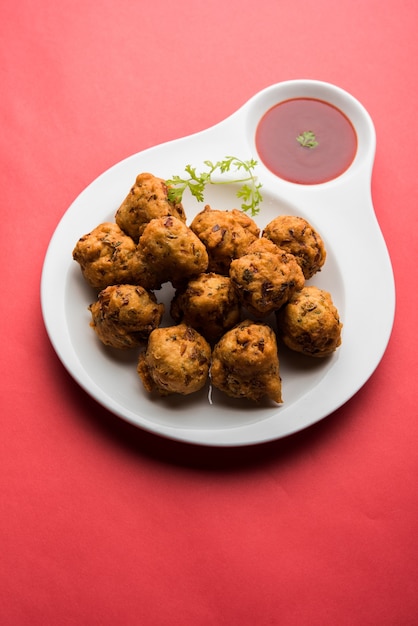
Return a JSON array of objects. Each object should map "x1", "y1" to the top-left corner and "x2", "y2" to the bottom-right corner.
[
  {"x1": 246, "y1": 237, "x2": 283, "y2": 255},
  {"x1": 137, "y1": 324, "x2": 211, "y2": 396},
  {"x1": 262, "y1": 215, "x2": 326, "y2": 279},
  {"x1": 229, "y1": 250, "x2": 305, "y2": 317},
  {"x1": 89, "y1": 284, "x2": 164, "y2": 349},
  {"x1": 190, "y1": 205, "x2": 260, "y2": 274},
  {"x1": 170, "y1": 273, "x2": 241, "y2": 342},
  {"x1": 72, "y1": 222, "x2": 144, "y2": 290},
  {"x1": 211, "y1": 320, "x2": 282, "y2": 403},
  {"x1": 137, "y1": 216, "x2": 209, "y2": 290},
  {"x1": 277, "y1": 286, "x2": 342, "y2": 357},
  {"x1": 115, "y1": 172, "x2": 186, "y2": 241}
]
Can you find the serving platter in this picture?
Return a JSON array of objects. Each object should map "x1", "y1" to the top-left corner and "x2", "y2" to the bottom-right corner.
[{"x1": 41, "y1": 80, "x2": 395, "y2": 446}]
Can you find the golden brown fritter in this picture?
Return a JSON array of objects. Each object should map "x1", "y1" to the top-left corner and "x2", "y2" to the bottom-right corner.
[
  {"x1": 72, "y1": 222, "x2": 144, "y2": 290},
  {"x1": 115, "y1": 172, "x2": 186, "y2": 241},
  {"x1": 229, "y1": 250, "x2": 305, "y2": 317},
  {"x1": 277, "y1": 286, "x2": 342, "y2": 357},
  {"x1": 246, "y1": 237, "x2": 283, "y2": 255},
  {"x1": 137, "y1": 216, "x2": 209, "y2": 290},
  {"x1": 137, "y1": 324, "x2": 211, "y2": 396},
  {"x1": 88, "y1": 284, "x2": 164, "y2": 349},
  {"x1": 170, "y1": 273, "x2": 241, "y2": 342},
  {"x1": 190, "y1": 205, "x2": 260, "y2": 274},
  {"x1": 211, "y1": 320, "x2": 282, "y2": 403},
  {"x1": 262, "y1": 215, "x2": 326, "y2": 279}
]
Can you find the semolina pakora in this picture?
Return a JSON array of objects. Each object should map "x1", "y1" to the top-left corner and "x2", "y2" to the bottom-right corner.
[
  {"x1": 89, "y1": 284, "x2": 164, "y2": 349},
  {"x1": 137, "y1": 324, "x2": 211, "y2": 396},
  {"x1": 115, "y1": 172, "x2": 186, "y2": 241},
  {"x1": 137, "y1": 216, "x2": 209, "y2": 290},
  {"x1": 229, "y1": 249, "x2": 305, "y2": 317},
  {"x1": 170, "y1": 272, "x2": 241, "y2": 342},
  {"x1": 277, "y1": 286, "x2": 342, "y2": 357},
  {"x1": 262, "y1": 215, "x2": 326, "y2": 279},
  {"x1": 190, "y1": 205, "x2": 260, "y2": 274},
  {"x1": 211, "y1": 320, "x2": 282, "y2": 403},
  {"x1": 72, "y1": 222, "x2": 143, "y2": 290}
]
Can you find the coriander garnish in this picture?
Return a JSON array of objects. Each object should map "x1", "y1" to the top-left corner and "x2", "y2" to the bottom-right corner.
[
  {"x1": 166, "y1": 156, "x2": 263, "y2": 217},
  {"x1": 296, "y1": 130, "x2": 319, "y2": 149}
]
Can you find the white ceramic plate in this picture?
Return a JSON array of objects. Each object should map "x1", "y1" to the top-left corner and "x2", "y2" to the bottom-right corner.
[{"x1": 41, "y1": 80, "x2": 395, "y2": 447}]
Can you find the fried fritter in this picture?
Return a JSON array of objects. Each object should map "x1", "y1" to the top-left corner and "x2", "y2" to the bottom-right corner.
[
  {"x1": 190, "y1": 205, "x2": 260, "y2": 274},
  {"x1": 229, "y1": 249, "x2": 305, "y2": 317},
  {"x1": 137, "y1": 216, "x2": 209, "y2": 290},
  {"x1": 277, "y1": 286, "x2": 342, "y2": 357},
  {"x1": 170, "y1": 273, "x2": 241, "y2": 342},
  {"x1": 115, "y1": 172, "x2": 186, "y2": 241},
  {"x1": 262, "y1": 215, "x2": 326, "y2": 279},
  {"x1": 211, "y1": 320, "x2": 282, "y2": 403},
  {"x1": 72, "y1": 222, "x2": 143, "y2": 290},
  {"x1": 245, "y1": 237, "x2": 283, "y2": 255},
  {"x1": 137, "y1": 324, "x2": 211, "y2": 396},
  {"x1": 88, "y1": 284, "x2": 164, "y2": 349}
]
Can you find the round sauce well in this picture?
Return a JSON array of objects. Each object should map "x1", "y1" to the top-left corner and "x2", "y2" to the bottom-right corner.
[{"x1": 255, "y1": 97, "x2": 357, "y2": 184}]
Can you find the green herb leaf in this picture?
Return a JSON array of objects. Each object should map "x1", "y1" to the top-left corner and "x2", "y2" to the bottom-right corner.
[
  {"x1": 166, "y1": 156, "x2": 263, "y2": 216},
  {"x1": 296, "y1": 130, "x2": 319, "y2": 149}
]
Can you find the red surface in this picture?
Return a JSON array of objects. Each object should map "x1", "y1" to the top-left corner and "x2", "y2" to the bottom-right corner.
[{"x1": 1, "y1": 1, "x2": 417, "y2": 624}]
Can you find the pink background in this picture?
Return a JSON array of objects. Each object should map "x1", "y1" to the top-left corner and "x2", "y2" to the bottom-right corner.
[{"x1": 1, "y1": 1, "x2": 417, "y2": 624}]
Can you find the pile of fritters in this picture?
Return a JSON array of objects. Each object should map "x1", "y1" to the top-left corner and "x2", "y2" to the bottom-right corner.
[{"x1": 72, "y1": 172, "x2": 342, "y2": 402}]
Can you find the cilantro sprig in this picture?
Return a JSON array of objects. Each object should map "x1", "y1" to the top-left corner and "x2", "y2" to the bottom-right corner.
[
  {"x1": 296, "y1": 130, "x2": 319, "y2": 149},
  {"x1": 166, "y1": 156, "x2": 263, "y2": 216}
]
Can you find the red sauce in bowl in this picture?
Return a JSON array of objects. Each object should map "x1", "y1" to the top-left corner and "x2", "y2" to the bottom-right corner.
[{"x1": 255, "y1": 98, "x2": 357, "y2": 184}]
